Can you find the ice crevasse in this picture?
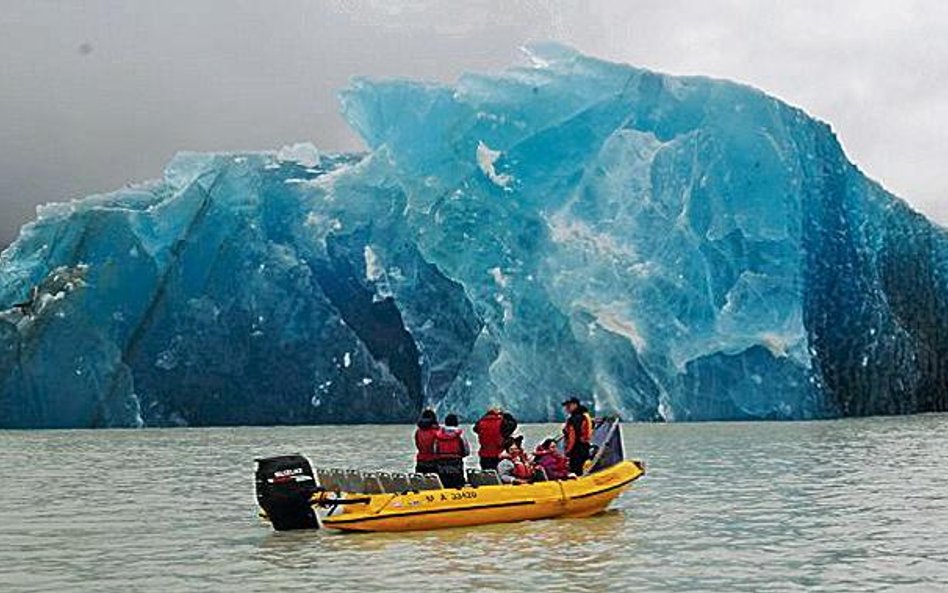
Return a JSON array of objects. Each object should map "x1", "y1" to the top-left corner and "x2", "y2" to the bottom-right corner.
[{"x1": 2, "y1": 43, "x2": 947, "y2": 428}]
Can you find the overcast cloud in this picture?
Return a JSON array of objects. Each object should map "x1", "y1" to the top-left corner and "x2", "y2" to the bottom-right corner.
[{"x1": 1, "y1": 0, "x2": 946, "y2": 245}]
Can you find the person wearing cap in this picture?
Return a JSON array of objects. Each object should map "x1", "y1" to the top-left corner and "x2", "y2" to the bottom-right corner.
[{"x1": 561, "y1": 396, "x2": 593, "y2": 475}]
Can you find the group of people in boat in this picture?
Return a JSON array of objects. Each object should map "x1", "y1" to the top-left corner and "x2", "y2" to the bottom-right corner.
[{"x1": 412, "y1": 397, "x2": 595, "y2": 487}]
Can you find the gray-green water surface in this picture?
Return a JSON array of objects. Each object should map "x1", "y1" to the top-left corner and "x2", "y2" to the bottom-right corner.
[{"x1": 1, "y1": 416, "x2": 947, "y2": 592}]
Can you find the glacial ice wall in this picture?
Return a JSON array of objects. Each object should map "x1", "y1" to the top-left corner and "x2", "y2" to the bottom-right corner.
[{"x1": 2, "y1": 44, "x2": 946, "y2": 428}]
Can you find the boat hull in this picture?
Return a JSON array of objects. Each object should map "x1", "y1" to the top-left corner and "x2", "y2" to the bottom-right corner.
[{"x1": 319, "y1": 460, "x2": 644, "y2": 533}]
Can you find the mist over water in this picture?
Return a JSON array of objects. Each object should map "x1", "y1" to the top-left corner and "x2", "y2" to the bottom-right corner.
[{"x1": 2, "y1": 417, "x2": 946, "y2": 592}]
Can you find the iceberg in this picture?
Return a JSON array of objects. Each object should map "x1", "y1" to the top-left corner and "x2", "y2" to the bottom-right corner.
[{"x1": 2, "y1": 44, "x2": 947, "y2": 428}]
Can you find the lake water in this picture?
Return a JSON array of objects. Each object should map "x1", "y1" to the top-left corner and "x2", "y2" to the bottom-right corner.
[{"x1": 1, "y1": 415, "x2": 947, "y2": 592}]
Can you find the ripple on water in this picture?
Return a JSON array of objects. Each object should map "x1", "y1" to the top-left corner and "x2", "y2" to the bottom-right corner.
[{"x1": 1, "y1": 416, "x2": 947, "y2": 592}]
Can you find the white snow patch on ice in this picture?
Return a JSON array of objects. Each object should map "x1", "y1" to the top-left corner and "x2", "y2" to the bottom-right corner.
[
  {"x1": 476, "y1": 141, "x2": 513, "y2": 188},
  {"x1": 759, "y1": 333, "x2": 789, "y2": 358},
  {"x1": 304, "y1": 211, "x2": 325, "y2": 228},
  {"x1": 277, "y1": 142, "x2": 321, "y2": 168},
  {"x1": 364, "y1": 245, "x2": 384, "y2": 282},
  {"x1": 520, "y1": 45, "x2": 551, "y2": 68},
  {"x1": 547, "y1": 214, "x2": 637, "y2": 259},
  {"x1": 489, "y1": 267, "x2": 509, "y2": 288},
  {"x1": 593, "y1": 311, "x2": 647, "y2": 352}
]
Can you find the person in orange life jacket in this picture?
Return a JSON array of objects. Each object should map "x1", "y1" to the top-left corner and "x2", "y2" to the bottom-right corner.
[
  {"x1": 562, "y1": 396, "x2": 593, "y2": 475},
  {"x1": 533, "y1": 438, "x2": 571, "y2": 480},
  {"x1": 496, "y1": 436, "x2": 534, "y2": 485},
  {"x1": 473, "y1": 407, "x2": 518, "y2": 470},
  {"x1": 433, "y1": 414, "x2": 469, "y2": 488},
  {"x1": 414, "y1": 409, "x2": 440, "y2": 474}
]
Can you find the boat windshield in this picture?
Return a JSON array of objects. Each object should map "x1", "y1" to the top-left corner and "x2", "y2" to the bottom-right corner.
[
  {"x1": 586, "y1": 417, "x2": 625, "y2": 473},
  {"x1": 550, "y1": 416, "x2": 625, "y2": 474}
]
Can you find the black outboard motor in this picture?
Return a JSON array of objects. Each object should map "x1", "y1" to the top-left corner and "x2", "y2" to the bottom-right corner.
[{"x1": 255, "y1": 454, "x2": 320, "y2": 531}]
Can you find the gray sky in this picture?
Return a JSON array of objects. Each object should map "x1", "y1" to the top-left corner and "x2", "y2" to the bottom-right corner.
[{"x1": 1, "y1": 1, "x2": 947, "y2": 245}]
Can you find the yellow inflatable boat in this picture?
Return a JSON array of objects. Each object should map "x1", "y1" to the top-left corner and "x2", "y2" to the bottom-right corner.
[{"x1": 254, "y1": 418, "x2": 644, "y2": 533}]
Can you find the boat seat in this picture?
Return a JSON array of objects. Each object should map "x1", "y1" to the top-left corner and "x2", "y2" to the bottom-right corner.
[
  {"x1": 361, "y1": 472, "x2": 385, "y2": 494},
  {"x1": 466, "y1": 469, "x2": 501, "y2": 487},
  {"x1": 424, "y1": 473, "x2": 444, "y2": 490},
  {"x1": 377, "y1": 472, "x2": 400, "y2": 493},
  {"x1": 341, "y1": 469, "x2": 364, "y2": 493},
  {"x1": 333, "y1": 468, "x2": 350, "y2": 491},
  {"x1": 316, "y1": 468, "x2": 342, "y2": 491},
  {"x1": 389, "y1": 472, "x2": 413, "y2": 492},
  {"x1": 314, "y1": 468, "x2": 329, "y2": 489},
  {"x1": 408, "y1": 473, "x2": 443, "y2": 491}
]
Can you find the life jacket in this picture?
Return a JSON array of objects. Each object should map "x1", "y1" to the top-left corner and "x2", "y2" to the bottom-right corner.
[
  {"x1": 534, "y1": 449, "x2": 570, "y2": 479},
  {"x1": 414, "y1": 425, "x2": 440, "y2": 462},
  {"x1": 498, "y1": 451, "x2": 533, "y2": 482},
  {"x1": 433, "y1": 427, "x2": 466, "y2": 459},
  {"x1": 563, "y1": 407, "x2": 593, "y2": 454},
  {"x1": 512, "y1": 456, "x2": 533, "y2": 480},
  {"x1": 474, "y1": 412, "x2": 504, "y2": 458}
]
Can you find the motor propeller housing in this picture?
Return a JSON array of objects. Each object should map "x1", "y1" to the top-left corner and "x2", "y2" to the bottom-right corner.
[{"x1": 255, "y1": 454, "x2": 320, "y2": 531}]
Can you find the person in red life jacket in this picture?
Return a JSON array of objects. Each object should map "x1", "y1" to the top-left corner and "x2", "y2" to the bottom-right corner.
[
  {"x1": 496, "y1": 436, "x2": 534, "y2": 485},
  {"x1": 533, "y1": 438, "x2": 571, "y2": 480},
  {"x1": 473, "y1": 407, "x2": 519, "y2": 470},
  {"x1": 561, "y1": 396, "x2": 594, "y2": 475},
  {"x1": 433, "y1": 413, "x2": 470, "y2": 488},
  {"x1": 413, "y1": 409, "x2": 440, "y2": 475}
]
